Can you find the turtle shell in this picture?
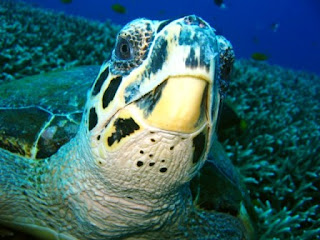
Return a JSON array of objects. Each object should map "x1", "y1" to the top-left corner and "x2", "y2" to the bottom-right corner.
[{"x1": 0, "y1": 65, "x2": 100, "y2": 159}]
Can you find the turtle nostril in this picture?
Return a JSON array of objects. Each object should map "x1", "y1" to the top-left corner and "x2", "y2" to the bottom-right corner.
[
  {"x1": 184, "y1": 15, "x2": 196, "y2": 25},
  {"x1": 184, "y1": 15, "x2": 207, "y2": 28}
]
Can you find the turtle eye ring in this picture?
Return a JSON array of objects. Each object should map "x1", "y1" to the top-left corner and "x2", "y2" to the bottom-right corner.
[{"x1": 115, "y1": 36, "x2": 133, "y2": 60}]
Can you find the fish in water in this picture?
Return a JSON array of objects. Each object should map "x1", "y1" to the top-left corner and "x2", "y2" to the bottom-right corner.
[
  {"x1": 111, "y1": 3, "x2": 126, "y2": 14},
  {"x1": 214, "y1": 0, "x2": 226, "y2": 8},
  {"x1": 271, "y1": 22, "x2": 280, "y2": 32},
  {"x1": 60, "y1": 0, "x2": 72, "y2": 4},
  {"x1": 251, "y1": 52, "x2": 269, "y2": 61}
]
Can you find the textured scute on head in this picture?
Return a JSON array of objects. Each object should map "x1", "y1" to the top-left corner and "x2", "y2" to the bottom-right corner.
[
  {"x1": 86, "y1": 15, "x2": 220, "y2": 143},
  {"x1": 86, "y1": 15, "x2": 220, "y2": 137},
  {"x1": 111, "y1": 18, "x2": 155, "y2": 75},
  {"x1": 0, "y1": 66, "x2": 100, "y2": 159},
  {"x1": 216, "y1": 35, "x2": 235, "y2": 96}
]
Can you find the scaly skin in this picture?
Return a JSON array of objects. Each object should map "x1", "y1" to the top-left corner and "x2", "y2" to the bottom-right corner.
[
  {"x1": 0, "y1": 125, "x2": 187, "y2": 239},
  {"x1": 0, "y1": 125, "x2": 246, "y2": 240}
]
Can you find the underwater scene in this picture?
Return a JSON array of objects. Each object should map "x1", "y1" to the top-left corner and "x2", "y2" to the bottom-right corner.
[{"x1": 0, "y1": 0, "x2": 319, "y2": 239}]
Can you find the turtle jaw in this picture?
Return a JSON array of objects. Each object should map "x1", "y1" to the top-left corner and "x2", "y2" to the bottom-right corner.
[{"x1": 135, "y1": 75, "x2": 210, "y2": 134}]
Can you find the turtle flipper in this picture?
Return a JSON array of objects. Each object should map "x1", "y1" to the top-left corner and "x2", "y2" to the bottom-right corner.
[
  {"x1": 190, "y1": 136, "x2": 257, "y2": 239},
  {"x1": 183, "y1": 209, "x2": 249, "y2": 240}
]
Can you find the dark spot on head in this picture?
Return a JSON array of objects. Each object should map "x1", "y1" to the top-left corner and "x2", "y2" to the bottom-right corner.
[
  {"x1": 185, "y1": 48, "x2": 199, "y2": 69},
  {"x1": 149, "y1": 154, "x2": 153, "y2": 158},
  {"x1": 148, "y1": 37, "x2": 168, "y2": 75},
  {"x1": 160, "y1": 167, "x2": 167, "y2": 173},
  {"x1": 140, "y1": 150, "x2": 144, "y2": 154},
  {"x1": 107, "y1": 117, "x2": 140, "y2": 146},
  {"x1": 88, "y1": 107, "x2": 98, "y2": 131},
  {"x1": 170, "y1": 146, "x2": 174, "y2": 150},
  {"x1": 102, "y1": 76, "x2": 122, "y2": 109},
  {"x1": 150, "y1": 131, "x2": 155, "y2": 134},
  {"x1": 97, "y1": 135, "x2": 101, "y2": 140},
  {"x1": 98, "y1": 161, "x2": 102, "y2": 165},
  {"x1": 161, "y1": 159, "x2": 165, "y2": 163},
  {"x1": 149, "y1": 162, "x2": 155, "y2": 167},
  {"x1": 92, "y1": 67, "x2": 109, "y2": 96},
  {"x1": 156, "y1": 19, "x2": 173, "y2": 33},
  {"x1": 136, "y1": 80, "x2": 167, "y2": 117},
  {"x1": 150, "y1": 138, "x2": 155, "y2": 142},
  {"x1": 192, "y1": 131, "x2": 207, "y2": 164},
  {"x1": 137, "y1": 161, "x2": 144, "y2": 167},
  {"x1": 124, "y1": 81, "x2": 140, "y2": 103}
]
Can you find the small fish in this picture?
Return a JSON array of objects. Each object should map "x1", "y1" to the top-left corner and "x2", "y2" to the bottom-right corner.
[
  {"x1": 251, "y1": 52, "x2": 268, "y2": 61},
  {"x1": 214, "y1": 0, "x2": 226, "y2": 8},
  {"x1": 112, "y1": 3, "x2": 126, "y2": 14},
  {"x1": 60, "y1": 0, "x2": 72, "y2": 4},
  {"x1": 271, "y1": 22, "x2": 280, "y2": 32}
]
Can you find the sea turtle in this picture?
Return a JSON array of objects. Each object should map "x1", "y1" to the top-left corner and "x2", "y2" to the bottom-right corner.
[{"x1": 0, "y1": 15, "x2": 255, "y2": 239}]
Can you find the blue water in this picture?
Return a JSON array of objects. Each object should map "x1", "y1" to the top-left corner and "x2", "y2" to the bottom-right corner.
[{"x1": 22, "y1": 0, "x2": 320, "y2": 75}]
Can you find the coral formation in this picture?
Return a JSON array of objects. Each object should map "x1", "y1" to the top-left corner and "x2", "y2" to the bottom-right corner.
[
  {"x1": 224, "y1": 60, "x2": 320, "y2": 239},
  {"x1": 0, "y1": 1, "x2": 319, "y2": 239},
  {"x1": 0, "y1": 0, "x2": 120, "y2": 82}
]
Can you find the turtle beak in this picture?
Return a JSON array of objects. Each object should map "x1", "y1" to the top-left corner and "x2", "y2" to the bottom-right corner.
[{"x1": 139, "y1": 76, "x2": 209, "y2": 133}]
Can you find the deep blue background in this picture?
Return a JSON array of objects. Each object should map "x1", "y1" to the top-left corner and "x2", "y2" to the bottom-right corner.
[{"x1": 22, "y1": 0, "x2": 320, "y2": 75}]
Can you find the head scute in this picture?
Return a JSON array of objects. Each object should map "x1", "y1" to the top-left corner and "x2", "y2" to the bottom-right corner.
[
  {"x1": 111, "y1": 19, "x2": 155, "y2": 75},
  {"x1": 216, "y1": 35, "x2": 235, "y2": 97}
]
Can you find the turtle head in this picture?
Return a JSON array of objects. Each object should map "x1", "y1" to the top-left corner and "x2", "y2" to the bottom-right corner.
[{"x1": 84, "y1": 15, "x2": 234, "y2": 197}]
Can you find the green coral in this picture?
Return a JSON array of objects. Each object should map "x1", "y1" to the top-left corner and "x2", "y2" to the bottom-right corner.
[
  {"x1": 224, "y1": 60, "x2": 320, "y2": 239},
  {"x1": 0, "y1": 0, "x2": 120, "y2": 82}
]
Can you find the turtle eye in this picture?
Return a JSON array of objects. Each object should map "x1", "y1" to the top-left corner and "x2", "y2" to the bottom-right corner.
[{"x1": 115, "y1": 36, "x2": 133, "y2": 60}]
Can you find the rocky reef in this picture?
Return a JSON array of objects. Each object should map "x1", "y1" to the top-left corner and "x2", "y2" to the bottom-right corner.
[
  {"x1": 225, "y1": 60, "x2": 320, "y2": 239},
  {"x1": 0, "y1": 0, "x2": 120, "y2": 82}
]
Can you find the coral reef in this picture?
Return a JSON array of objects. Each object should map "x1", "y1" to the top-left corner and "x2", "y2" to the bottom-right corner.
[
  {"x1": 0, "y1": 0, "x2": 120, "y2": 82},
  {"x1": 224, "y1": 60, "x2": 320, "y2": 239}
]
